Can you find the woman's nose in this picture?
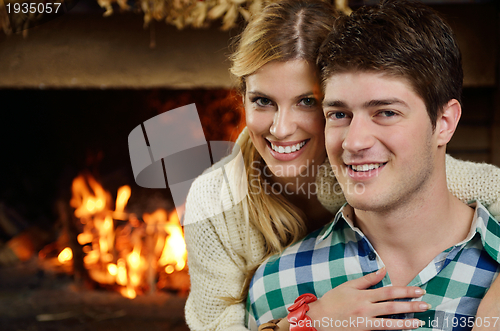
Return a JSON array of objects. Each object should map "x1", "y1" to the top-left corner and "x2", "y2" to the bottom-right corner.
[{"x1": 270, "y1": 108, "x2": 297, "y2": 140}]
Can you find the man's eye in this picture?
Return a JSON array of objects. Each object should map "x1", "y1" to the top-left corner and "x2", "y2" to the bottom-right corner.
[
  {"x1": 254, "y1": 98, "x2": 272, "y2": 107},
  {"x1": 380, "y1": 110, "x2": 396, "y2": 117},
  {"x1": 331, "y1": 112, "x2": 346, "y2": 119},
  {"x1": 300, "y1": 98, "x2": 316, "y2": 107}
]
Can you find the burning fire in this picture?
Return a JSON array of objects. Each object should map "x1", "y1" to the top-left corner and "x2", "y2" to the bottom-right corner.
[
  {"x1": 59, "y1": 173, "x2": 188, "y2": 298},
  {"x1": 58, "y1": 247, "x2": 73, "y2": 263}
]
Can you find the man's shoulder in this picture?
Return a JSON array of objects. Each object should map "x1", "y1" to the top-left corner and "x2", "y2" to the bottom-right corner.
[
  {"x1": 472, "y1": 202, "x2": 500, "y2": 264},
  {"x1": 258, "y1": 220, "x2": 343, "y2": 275}
]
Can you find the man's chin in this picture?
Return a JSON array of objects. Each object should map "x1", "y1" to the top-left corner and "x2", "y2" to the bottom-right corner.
[{"x1": 344, "y1": 194, "x2": 386, "y2": 213}]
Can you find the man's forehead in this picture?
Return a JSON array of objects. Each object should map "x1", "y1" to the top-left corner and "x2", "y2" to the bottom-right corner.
[
  {"x1": 322, "y1": 70, "x2": 422, "y2": 106},
  {"x1": 324, "y1": 70, "x2": 413, "y2": 88}
]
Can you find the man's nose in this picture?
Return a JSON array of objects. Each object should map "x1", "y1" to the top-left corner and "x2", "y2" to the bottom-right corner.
[{"x1": 342, "y1": 115, "x2": 376, "y2": 153}]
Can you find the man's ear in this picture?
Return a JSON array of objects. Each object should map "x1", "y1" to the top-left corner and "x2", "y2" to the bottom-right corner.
[{"x1": 436, "y1": 99, "x2": 461, "y2": 147}]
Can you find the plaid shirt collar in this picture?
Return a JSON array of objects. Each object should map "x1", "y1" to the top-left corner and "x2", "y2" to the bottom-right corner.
[
  {"x1": 318, "y1": 203, "x2": 358, "y2": 242},
  {"x1": 318, "y1": 201, "x2": 500, "y2": 265}
]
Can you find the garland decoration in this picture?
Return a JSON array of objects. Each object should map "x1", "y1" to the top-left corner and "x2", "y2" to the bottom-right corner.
[{"x1": 1, "y1": 0, "x2": 351, "y2": 35}]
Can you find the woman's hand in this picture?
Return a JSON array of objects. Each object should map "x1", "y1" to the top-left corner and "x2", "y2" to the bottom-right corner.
[{"x1": 299, "y1": 267, "x2": 428, "y2": 331}]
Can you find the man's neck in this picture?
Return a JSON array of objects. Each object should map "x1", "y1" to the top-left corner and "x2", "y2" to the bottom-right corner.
[{"x1": 351, "y1": 175, "x2": 474, "y2": 286}]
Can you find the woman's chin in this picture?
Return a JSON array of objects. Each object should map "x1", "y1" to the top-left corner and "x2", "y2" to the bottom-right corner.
[{"x1": 267, "y1": 165, "x2": 307, "y2": 179}]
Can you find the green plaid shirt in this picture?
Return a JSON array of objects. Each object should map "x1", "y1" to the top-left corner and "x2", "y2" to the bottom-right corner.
[{"x1": 247, "y1": 202, "x2": 500, "y2": 331}]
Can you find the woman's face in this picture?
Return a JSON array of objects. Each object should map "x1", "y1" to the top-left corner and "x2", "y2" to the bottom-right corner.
[{"x1": 245, "y1": 59, "x2": 326, "y2": 179}]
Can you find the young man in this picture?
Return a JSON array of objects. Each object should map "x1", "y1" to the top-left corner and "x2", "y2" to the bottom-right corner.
[{"x1": 247, "y1": 1, "x2": 500, "y2": 330}]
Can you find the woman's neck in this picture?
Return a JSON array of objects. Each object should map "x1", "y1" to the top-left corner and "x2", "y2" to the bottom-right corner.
[
  {"x1": 266, "y1": 163, "x2": 334, "y2": 232},
  {"x1": 287, "y1": 193, "x2": 333, "y2": 232},
  {"x1": 277, "y1": 178, "x2": 333, "y2": 232}
]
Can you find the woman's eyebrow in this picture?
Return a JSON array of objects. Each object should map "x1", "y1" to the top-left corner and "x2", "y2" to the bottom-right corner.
[
  {"x1": 296, "y1": 92, "x2": 316, "y2": 99},
  {"x1": 247, "y1": 91, "x2": 272, "y2": 98}
]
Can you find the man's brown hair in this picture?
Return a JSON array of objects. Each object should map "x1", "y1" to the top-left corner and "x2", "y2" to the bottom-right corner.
[{"x1": 318, "y1": 0, "x2": 463, "y2": 129}]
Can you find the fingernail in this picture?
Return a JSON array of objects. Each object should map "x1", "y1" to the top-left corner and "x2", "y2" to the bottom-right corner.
[
  {"x1": 419, "y1": 303, "x2": 431, "y2": 310},
  {"x1": 412, "y1": 320, "x2": 424, "y2": 328},
  {"x1": 415, "y1": 288, "x2": 426, "y2": 295},
  {"x1": 376, "y1": 266, "x2": 386, "y2": 275}
]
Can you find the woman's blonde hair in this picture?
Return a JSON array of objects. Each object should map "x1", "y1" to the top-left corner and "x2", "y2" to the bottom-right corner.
[
  {"x1": 231, "y1": 0, "x2": 336, "y2": 95},
  {"x1": 229, "y1": 0, "x2": 337, "y2": 301}
]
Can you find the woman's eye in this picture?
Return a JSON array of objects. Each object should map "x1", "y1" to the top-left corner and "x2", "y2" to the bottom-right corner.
[
  {"x1": 299, "y1": 98, "x2": 316, "y2": 107},
  {"x1": 254, "y1": 98, "x2": 272, "y2": 107}
]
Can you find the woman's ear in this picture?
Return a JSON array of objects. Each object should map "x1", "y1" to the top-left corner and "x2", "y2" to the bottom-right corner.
[{"x1": 436, "y1": 99, "x2": 461, "y2": 147}]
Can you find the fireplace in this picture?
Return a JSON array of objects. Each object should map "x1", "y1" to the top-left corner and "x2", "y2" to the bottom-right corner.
[{"x1": 0, "y1": 88, "x2": 244, "y2": 331}]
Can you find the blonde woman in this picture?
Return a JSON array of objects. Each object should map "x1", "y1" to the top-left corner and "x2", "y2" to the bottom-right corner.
[{"x1": 183, "y1": 1, "x2": 500, "y2": 330}]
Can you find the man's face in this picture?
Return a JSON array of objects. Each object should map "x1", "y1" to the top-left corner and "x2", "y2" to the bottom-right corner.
[{"x1": 323, "y1": 71, "x2": 439, "y2": 212}]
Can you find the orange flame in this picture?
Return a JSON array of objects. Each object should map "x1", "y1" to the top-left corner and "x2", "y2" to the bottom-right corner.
[
  {"x1": 66, "y1": 173, "x2": 188, "y2": 298},
  {"x1": 70, "y1": 175, "x2": 110, "y2": 218},
  {"x1": 159, "y1": 212, "x2": 187, "y2": 272},
  {"x1": 58, "y1": 247, "x2": 73, "y2": 264}
]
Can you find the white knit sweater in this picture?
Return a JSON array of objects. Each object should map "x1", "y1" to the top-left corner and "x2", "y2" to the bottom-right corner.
[{"x1": 183, "y1": 127, "x2": 500, "y2": 331}]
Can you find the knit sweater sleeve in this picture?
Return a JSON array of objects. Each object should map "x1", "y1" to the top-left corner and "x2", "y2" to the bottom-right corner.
[
  {"x1": 183, "y1": 132, "x2": 265, "y2": 331},
  {"x1": 183, "y1": 169, "x2": 250, "y2": 331},
  {"x1": 316, "y1": 158, "x2": 347, "y2": 214},
  {"x1": 445, "y1": 154, "x2": 500, "y2": 220}
]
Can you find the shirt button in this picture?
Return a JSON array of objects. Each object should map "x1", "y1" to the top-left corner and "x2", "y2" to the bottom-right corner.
[{"x1": 368, "y1": 252, "x2": 376, "y2": 261}]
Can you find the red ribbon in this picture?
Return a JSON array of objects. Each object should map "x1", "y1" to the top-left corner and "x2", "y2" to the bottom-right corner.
[{"x1": 287, "y1": 293, "x2": 318, "y2": 331}]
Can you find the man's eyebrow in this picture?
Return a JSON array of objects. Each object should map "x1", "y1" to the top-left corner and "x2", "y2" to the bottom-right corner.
[
  {"x1": 323, "y1": 100, "x2": 347, "y2": 108},
  {"x1": 323, "y1": 98, "x2": 410, "y2": 109},
  {"x1": 363, "y1": 99, "x2": 409, "y2": 108}
]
